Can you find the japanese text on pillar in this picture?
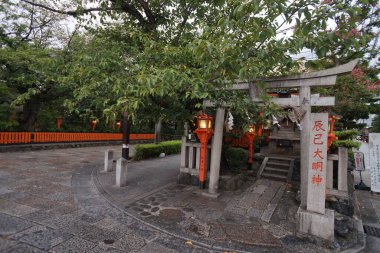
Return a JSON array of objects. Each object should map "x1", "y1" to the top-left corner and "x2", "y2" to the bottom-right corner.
[{"x1": 311, "y1": 120, "x2": 326, "y2": 186}]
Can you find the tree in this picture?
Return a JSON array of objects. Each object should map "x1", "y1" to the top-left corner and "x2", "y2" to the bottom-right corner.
[
  {"x1": 0, "y1": 0, "x2": 77, "y2": 131},
  {"x1": 8, "y1": 0, "x2": 380, "y2": 131}
]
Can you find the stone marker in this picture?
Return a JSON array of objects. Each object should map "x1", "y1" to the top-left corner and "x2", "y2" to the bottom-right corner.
[
  {"x1": 116, "y1": 158, "x2": 128, "y2": 187},
  {"x1": 369, "y1": 133, "x2": 380, "y2": 193},
  {"x1": 306, "y1": 113, "x2": 328, "y2": 214},
  {"x1": 298, "y1": 113, "x2": 335, "y2": 241},
  {"x1": 297, "y1": 207, "x2": 334, "y2": 241},
  {"x1": 104, "y1": 150, "x2": 114, "y2": 172}
]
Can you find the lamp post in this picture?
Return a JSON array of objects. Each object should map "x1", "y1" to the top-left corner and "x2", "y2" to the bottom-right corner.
[
  {"x1": 122, "y1": 111, "x2": 130, "y2": 160},
  {"x1": 56, "y1": 116, "x2": 63, "y2": 130},
  {"x1": 246, "y1": 125, "x2": 256, "y2": 164},
  {"x1": 194, "y1": 112, "x2": 214, "y2": 189}
]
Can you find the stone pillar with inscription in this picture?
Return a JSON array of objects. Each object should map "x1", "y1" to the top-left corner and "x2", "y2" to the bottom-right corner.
[
  {"x1": 369, "y1": 133, "x2": 380, "y2": 193},
  {"x1": 297, "y1": 113, "x2": 335, "y2": 241}
]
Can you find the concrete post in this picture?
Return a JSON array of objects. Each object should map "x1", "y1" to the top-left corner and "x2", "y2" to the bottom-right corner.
[
  {"x1": 327, "y1": 158, "x2": 333, "y2": 189},
  {"x1": 104, "y1": 150, "x2": 114, "y2": 172},
  {"x1": 338, "y1": 147, "x2": 348, "y2": 192},
  {"x1": 189, "y1": 147, "x2": 194, "y2": 169},
  {"x1": 299, "y1": 86, "x2": 311, "y2": 208},
  {"x1": 208, "y1": 108, "x2": 225, "y2": 196},
  {"x1": 180, "y1": 136, "x2": 187, "y2": 169},
  {"x1": 116, "y1": 158, "x2": 128, "y2": 187}
]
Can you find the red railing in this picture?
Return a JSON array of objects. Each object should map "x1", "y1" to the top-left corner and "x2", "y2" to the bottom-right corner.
[{"x1": 0, "y1": 132, "x2": 155, "y2": 145}]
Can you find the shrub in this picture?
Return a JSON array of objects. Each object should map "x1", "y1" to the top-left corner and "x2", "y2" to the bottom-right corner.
[
  {"x1": 335, "y1": 130, "x2": 359, "y2": 140},
  {"x1": 134, "y1": 140, "x2": 181, "y2": 160},
  {"x1": 331, "y1": 140, "x2": 361, "y2": 150},
  {"x1": 222, "y1": 146, "x2": 248, "y2": 170}
]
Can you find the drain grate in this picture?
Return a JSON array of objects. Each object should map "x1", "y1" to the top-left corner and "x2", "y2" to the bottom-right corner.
[
  {"x1": 363, "y1": 225, "x2": 380, "y2": 237},
  {"x1": 103, "y1": 239, "x2": 115, "y2": 244}
]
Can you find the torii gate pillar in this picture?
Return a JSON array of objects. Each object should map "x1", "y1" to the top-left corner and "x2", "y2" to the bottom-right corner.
[{"x1": 299, "y1": 86, "x2": 311, "y2": 208}]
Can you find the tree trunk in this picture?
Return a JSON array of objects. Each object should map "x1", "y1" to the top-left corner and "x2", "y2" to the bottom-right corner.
[
  {"x1": 22, "y1": 97, "x2": 40, "y2": 131},
  {"x1": 154, "y1": 117, "x2": 162, "y2": 144}
]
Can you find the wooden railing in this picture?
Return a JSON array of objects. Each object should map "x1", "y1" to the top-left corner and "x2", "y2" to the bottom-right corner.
[
  {"x1": 179, "y1": 137, "x2": 212, "y2": 176},
  {"x1": 0, "y1": 132, "x2": 155, "y2": 145},
  {"x1": 0, "y1": 132, "x2": 32, "y2": 144}
]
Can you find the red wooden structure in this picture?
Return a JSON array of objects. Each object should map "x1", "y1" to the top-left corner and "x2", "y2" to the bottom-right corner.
[{"x1": 0, "y1": 132, "x2": 155, "y2": 145}]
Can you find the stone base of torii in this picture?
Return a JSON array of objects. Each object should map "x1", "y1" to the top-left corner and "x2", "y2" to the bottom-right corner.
[{"x1": 179, "y1": 59, "x2": 358, "y2": 242}]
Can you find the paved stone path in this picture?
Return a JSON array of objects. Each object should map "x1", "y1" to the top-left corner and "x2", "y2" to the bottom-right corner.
[
  {"x1": 0, "y1": 145, "x2": 330, "y2": 252},
  {"x1": 0, "y1": 146, "x2": 208, "y2": 252}
]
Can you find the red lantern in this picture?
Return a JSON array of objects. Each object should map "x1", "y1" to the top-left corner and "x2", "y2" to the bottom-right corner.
[
  {"x1": 56, "y1": 116, "x2": 63, "y2": 130},
  {"x1": 327, "y1": 115, "x2": 338, "y2": 152},
  {"x1": 194, "y1": 112, "x2": 214, "y2": 189},
  {"x1": 116, "y1": 121, "x2": 121, "y2": 130}
]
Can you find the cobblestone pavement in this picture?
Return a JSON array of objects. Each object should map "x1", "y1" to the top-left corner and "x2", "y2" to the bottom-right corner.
[
  {"x1": 0, "y1": 145, "x2": 344, "y2": 252},
  {"x1": 0, "y1": 146, "x2": 212, "y2": 252},
  {"x1": 99, "y1": 169, "x2": 328, "y2": 252}
]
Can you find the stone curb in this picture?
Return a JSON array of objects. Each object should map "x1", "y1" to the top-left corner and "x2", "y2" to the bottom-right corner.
[
  {"x1": 0, "y1": 140, "x2": 152, "y2": 153},
  {"x1": 91, "y1": 164, "x2": 262, "y2": 253}
]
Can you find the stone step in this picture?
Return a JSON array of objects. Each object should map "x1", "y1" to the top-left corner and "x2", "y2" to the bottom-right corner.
[
  {"x1": 261, "y1": 172, "x2": 288, "y2": 180},
  {"x1": 267, "y1": 156, "x2": 294, "y2": 161},
  {"x1": 267, "y1": 159, "x2": 291, "y2": 165},
  {"x1": 266, "y1": 161, "x2": 290, "y2": 167},
  {"x1": 265, "y1": 167, "x2": 289, "y2": 174}
]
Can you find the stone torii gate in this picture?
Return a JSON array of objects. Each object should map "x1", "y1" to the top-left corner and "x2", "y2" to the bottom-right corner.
[{"x1": 198, "y1": 59, "x2": 359, "y2": 240}]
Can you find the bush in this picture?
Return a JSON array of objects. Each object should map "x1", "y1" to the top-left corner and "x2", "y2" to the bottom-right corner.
[
  {"x1": 223, "y1": 146, "x2": 249, "y2": 170},
  {"x1": 335, "y1": 130, "x2": 359, "y2": 140},
  {"x1": 331, "y1": 140, "x2": 361, "y2": 150},
  {"x1": 134, "y1": 140, "x2": 181, "y2": 160}
]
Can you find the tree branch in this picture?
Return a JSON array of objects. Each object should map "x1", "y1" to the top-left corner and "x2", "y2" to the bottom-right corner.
[
  {"x1": 21, "y1": 0, "x2": 122, "y2": 17},
  {"x1": 135, "y1": 0, "x2": 156, "y2": 24},
  {"x1": 109, "y1": 0, "x2": 154, "y2": 30},
  {"x1": 21, "y1": 0, "x2": 35, "y2": 41}
]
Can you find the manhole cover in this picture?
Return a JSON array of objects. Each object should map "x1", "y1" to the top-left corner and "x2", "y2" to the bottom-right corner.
[
  {"x1": 104, "y1": 239, "x2": 115, "y2": 244},
  {"x1": 363, "y1": 225, "x2": 380, "y2": 237}
]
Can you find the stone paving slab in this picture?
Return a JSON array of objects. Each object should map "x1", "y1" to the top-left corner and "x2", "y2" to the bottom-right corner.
[
  {"x1": 11, "y1": 225, "x2": 73, "y2": 251},
  {"x1": 0, "y1": 198, "x2": 39, "y2": 217},
  {"x1": 2, "y1": 241, "x2": 46, "y2": 253},
  {"x1": 0, "y1": 212, "x2": 34, "y2": 236},
  {"x1": 261, "y1": 203, "x2": 278, "y2": 223}
]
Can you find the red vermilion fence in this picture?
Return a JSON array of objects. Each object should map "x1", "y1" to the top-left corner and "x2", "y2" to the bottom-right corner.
[{"x1": 0, "y1": 132, "x2": 155, "y2": 145}]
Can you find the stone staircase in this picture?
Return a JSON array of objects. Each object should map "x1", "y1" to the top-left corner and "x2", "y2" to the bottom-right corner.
[{"x1": 258, "y1": 157, "x2": 295, "y2": 182}]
